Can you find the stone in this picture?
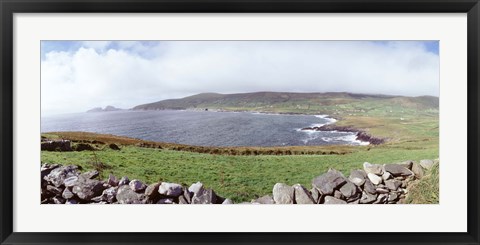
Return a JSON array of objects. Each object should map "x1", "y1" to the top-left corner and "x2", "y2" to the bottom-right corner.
[
  {"x1": 360, "y1": 191, "x2": 377, "y2": 204},
  {"x1": 188, "y1": 182, "x2": 204, "y2": 194},
  {"x1": 118, "y1": 176, "x2": 130, "y2": 186},
  {"x1": 191, "y1": 188, "x2": 217, "y2": 204},
  {"x1": 411, "y1": 162, "x2": 424, "y2": 179},
  {"x1": 374, "y1": 193, "x2": 388, "y2": 204},
  {"x1": 375, "y1": 188, "x2": 389, "y2": 194},
  {"x1": 419, "y1": 159, "x2": 435, "y2": 170},
  {"x1": 62, "y1": 187, "x2": 75, "y2": 199},
  {"x1": 129, "y1": 179, "x2": 147, "y2": 192},
  {"x1": 348, "y1": 199, "x2": 360, "y2": 204},
  {"x1": 101, "y1": 187, "x2": 117, "y2": 203},
  {"x1": 272, "y1": 183, "x2": 294, "y2": 204},
  {"x1": 116, "y1": 185, "x2": 145, "y2": 204},
  {"x1": 324, "y1": 196, "x2": 347, "y2": 204},
  {"x1": 222, "y1": 198, "x2": 234, "y2": 204},
  {"x1": 72, "y1": 176, "x2": 106, "y2": 201},
  {"x1": 398, "y1": 160, "x2": 413, "y2": 170},
  {"x1": 52, "y1": 196, "x2": 66, "y2": 204},
  {"x1": 41, "y1": 163, "x2": 60, "y2": 179},
  {"x1": 144, "y1": 182, "x2": 161, "y2": 201},
  {"x1": 80, "y1": 170, "x2": 99, "y2": 180},
  {"x1": 183, "y1": 189, "x2": 193, "y2": 204},
  {"x1": 255, "y1": 195, "x2": 275, "y2": 204},
  {"x1": 381, "y1": 172, "x2": 392, "y2": 181},
  {"x1": 339, "y1": 181, "x2": 358, "y2": 199},
  {"x1": 293, "y1": 184, "x2": 315, "y2": 204},
  {"x1": 363, "y1": 162, "x2": 383, "y2": 175},
  {"x1": 178, "y1": 195, "x2": 189, "y2": 204},
  {"x1": 334, "y1": 190, "x2": 344, "y2": 200},
  {"x1": 384, "y1": 164, "x2": 413, "y2": 177},
  {"x1": 44, "y1": 165, "x2": 80, "y2": 187},
  {"x1": 363, "y1": 179, "x2": 376, "y2": 194},
  {"x1": 388, "y1": 192, "x2": 399, "y2": 203},
  {"x1": 108, "y1": 174, "x2": 119, "y2": 187},
  {"x1": 385, "y1": 179, "x2": 402, "y2": 191},
  {"x1": 157, "y1": 198, "x2": 174, "y2": 204},
  {"x1": 312, "y1": 169, "x2": 347, "y2": 195},
  {"x1": 46, "y1": 185, "x2": 63, "y2": 196},
  {"x1": 63, "y1": 176, "x2": 79, "y2": 187},
  {"x1": 311, "y1": 188, "x2": 321, "y2": 204},
  {"x1": 159, "y1": 182, "x2": 184, "y2": 197},
  {"x1": 367, "y1": 173, "x2": 382, "y2": 185},
  {"x1": 348, "y1": 170, "x2": 366, "y2": 186}
]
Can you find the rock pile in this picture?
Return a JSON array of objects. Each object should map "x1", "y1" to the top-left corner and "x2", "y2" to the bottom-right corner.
[
  {"x1": 41, "y1": 159, "x2": 436, "y2": 204},
  {"x1": 41, "y1": 163, "x2": 231, "y2": 204}
]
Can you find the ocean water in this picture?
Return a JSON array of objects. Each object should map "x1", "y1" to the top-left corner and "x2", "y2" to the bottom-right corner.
[{"x1": 41, "y1": 110, "x2": 368, "y2": 147}]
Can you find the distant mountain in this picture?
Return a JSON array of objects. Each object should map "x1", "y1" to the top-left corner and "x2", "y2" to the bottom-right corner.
[
  {"x1": 87, "y1": 106, "x2": 123, "y2": 113},
  {"x1": 132, "y1": 92, "x2": 439, "y2": 112}
]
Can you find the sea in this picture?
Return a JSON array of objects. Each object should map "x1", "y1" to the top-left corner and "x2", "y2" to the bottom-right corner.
[{"x1": 41, "y1": 110, "x2": 369, "y2": 147}]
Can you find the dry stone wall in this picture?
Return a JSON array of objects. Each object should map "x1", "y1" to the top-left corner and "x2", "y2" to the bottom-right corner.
[{"x1": 41, "y1": 159, "x2": 437, "y2": 204}]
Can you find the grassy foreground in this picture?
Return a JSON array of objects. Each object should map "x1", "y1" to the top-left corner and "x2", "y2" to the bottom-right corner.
[{"x1": 42, "y1": 94, "x2": 439, "y2": 203}]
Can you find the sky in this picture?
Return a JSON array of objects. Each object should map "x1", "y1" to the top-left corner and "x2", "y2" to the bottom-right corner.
[{"x1": 41, "y1": 40, "x2": 439, "y2": 116}]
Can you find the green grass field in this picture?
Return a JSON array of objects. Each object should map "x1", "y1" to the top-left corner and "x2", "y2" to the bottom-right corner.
[{"x1": 42, "y1": 94, "x2": 439, "y2": 203}]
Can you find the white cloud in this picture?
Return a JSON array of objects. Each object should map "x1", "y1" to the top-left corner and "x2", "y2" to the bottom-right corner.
[{"x1": 41, "y1": 41, "x2": 439, "y2": 115}]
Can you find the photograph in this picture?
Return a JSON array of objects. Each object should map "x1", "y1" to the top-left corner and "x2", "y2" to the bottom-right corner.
[{"x1": 40, "y1": 40, "x2": 439, "y2": 205}]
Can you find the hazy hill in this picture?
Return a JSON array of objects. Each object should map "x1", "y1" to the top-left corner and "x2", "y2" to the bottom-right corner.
[
  {"x1": 87, "y1": 106, "x2": 123, "y2": 113},
  {"x1": 132, "y1": 92, "x2": 439, "y2": 112}
]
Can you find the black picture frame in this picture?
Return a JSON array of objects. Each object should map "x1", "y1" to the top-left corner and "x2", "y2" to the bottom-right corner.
[{"x1": 1, "y1": 0, "x2": 479, "y2": 244}]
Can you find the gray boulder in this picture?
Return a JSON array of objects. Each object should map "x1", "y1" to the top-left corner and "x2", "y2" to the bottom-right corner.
[
  {"x1": 118, "y1": 176, "x2": 130, "y2": 186},
  {"x1": 46, "y1": 185, "x2": 63, "y2": 196},
  {"x1": 255, "y1": 195, "x2": 275, "y2": 204},
  {"x1": 44, "y1": 165, "x2": 80, "y2": 187},
  {"x1": 348, "y1": 170, "x2": 366, "y2": 186},
  {"x1": 385, "y1": 179, "x2": 402, "y2": 191},
  {"x1": 101, "y1": 187, "x2": 118, "y2": 203},
  {"x1": 363, "y1": 162, "x2": 383, "y2": 175},
  {"x1": 419, "y1": 159, "x2": 435, "y2": 170},
  {"x1": 272, "y1": 183, "x2": 294, "y2": 204},
  {"x1": 80, "y1": 170, "x2": 99, "y2": 179},
  {"x1": 312, "y1": 169, "x2": 347, "y2": 195},
  {"x1": 188, "y1": 182, "x2": 204, "y2": 194},
  {"x1": 360, "y1": 191, "x2": 377, "y2": 204},
  {"x1": 62, "y1": 187, "x2": 75, "y2": 199},
  {"x1": 411, "y1": 162, "x2": 424, "y2": 179},
  {"x1": 116, "y1": 185, "x2": 145, "y2": 204},
  {"x1": 144, "y1": 182, "x2": 161, "y2": 201},
  {"x1": 339, "y1": 181, "x2": 358, "y2": 199},
  {"x1": 374, "y1": 193, "x2": 388, "y2": 204},
  {"x1": 40, "y1": 163, "x2": 60, "y2": 179},
  {"x1": 107, "y1": 174, "x2": 119, "y2": 187},
  {"x1": 367, "y1": 173, "x2": 382, "y2": 185},
  {"x1": 398, "y1": 160, "x2": 413, "y2": 170},
  {"x1": 311, "y1": 188, "x2": 321, "y2": 204},
  {"x1": 159, "y1": 182, "x2": 183, "y2": 197},
  {"x1": 129, "y1": 179, "x2": 147, "y2": 192},
  {"x1": 293, "y1": 184, "x2": 315, "y2": 204},
  {"x1": 72, "y1": 176, "x2": 105, "y2": 201},
  {"x1": 384, "y1": 164, "x2": 413, "y2": 177},
  {"x1": 381, "y1": 172, "x2": 392, "y2": 181},
  {"x1": 63, "y1": 176, "x2": 79, "y2": 187},
  {"x1": 191, "y1": 188, "x2": 217, "y2": 204},
  {"x1": 324, "y1": 196, "x2": 347, "y2": 204},
  {"x1": 363, "y1": 179, "x2": 377, "y2": 194}
]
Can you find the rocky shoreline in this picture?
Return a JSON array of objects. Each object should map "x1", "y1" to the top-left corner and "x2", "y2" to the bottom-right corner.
[
  {"x1": 40, "y1": 159, "x2": 437, "y2": 204},
  {"x1": 301, "y1": 124, "x2": 385, "y2": 145}
]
